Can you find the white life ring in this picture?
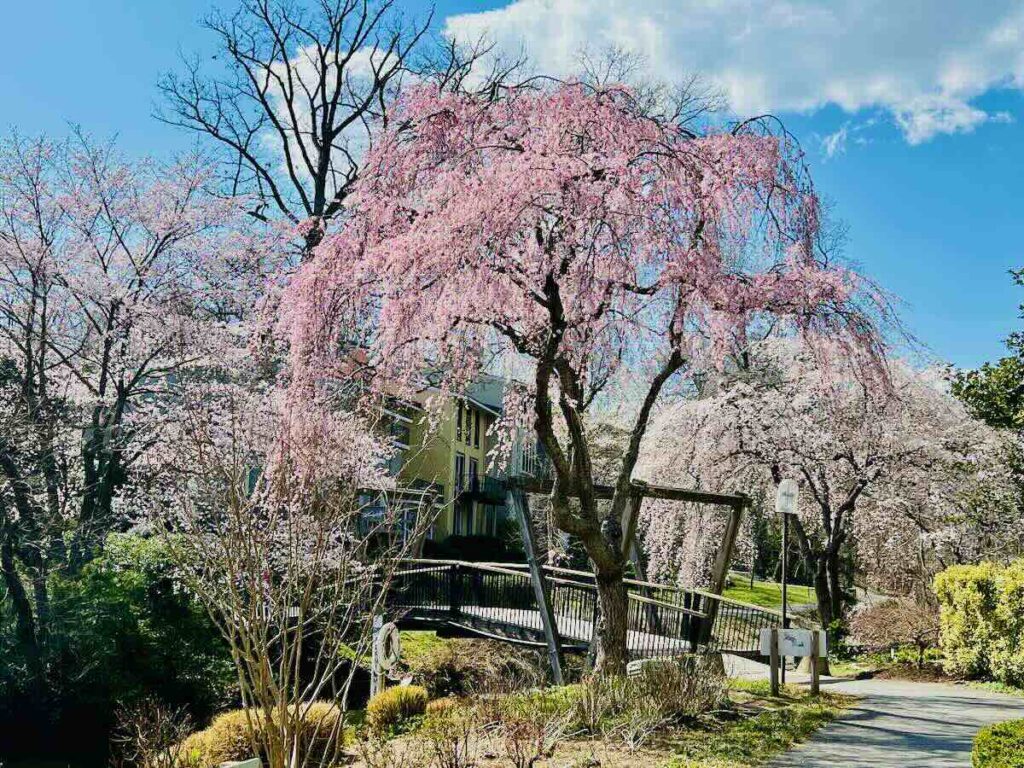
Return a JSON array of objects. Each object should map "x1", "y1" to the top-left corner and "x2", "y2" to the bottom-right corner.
[{"x1": 375, "y1": 622, "x2": 402, "y2": 671}]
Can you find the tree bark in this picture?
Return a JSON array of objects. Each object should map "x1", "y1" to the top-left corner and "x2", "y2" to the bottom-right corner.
[
  {"x1": 593, "y1": 567, "x2": 630, "y2": 674},
  {"x1": 0, "y1": 525, "x2": 46, "y2": 694}
]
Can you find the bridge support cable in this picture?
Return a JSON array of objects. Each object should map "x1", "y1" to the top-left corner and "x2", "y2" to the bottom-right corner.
[{"x1": 506, "y1": 486, "x2": 565, "y2": 684}]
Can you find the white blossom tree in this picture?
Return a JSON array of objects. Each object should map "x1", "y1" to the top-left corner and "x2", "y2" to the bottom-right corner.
[
  {"x1": 0, "y1": 132, "x2": 277, "y2": 697},
  {"x1": 637, "y1": 338, "x2": 1006, "y2": 630}
]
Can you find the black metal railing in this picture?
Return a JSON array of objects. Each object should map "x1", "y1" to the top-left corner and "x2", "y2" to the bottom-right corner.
[
  {"x1": 454, "y1": 473, "x2": 507, "y2": 504},
  {"x1": 386, "y1": 559, "x2": 794, "y2": 659}
]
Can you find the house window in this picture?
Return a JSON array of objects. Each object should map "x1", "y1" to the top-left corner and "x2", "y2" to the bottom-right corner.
[
  {"x1": 465, "y1": 405, "x2": 473, "y2": 446},
  {"x1": 455, "y1": 452, "x2": 466, "y2": 492},
  {"x1": 469, "y1": 457, "x2": 479, "y2": 492},
  {"x1": 474, "y1": 410, "x2": 481, "y2": 449},
  {"x1": 456, "y1": 401, "x2": 463, "y2": 442},
  {"x1": 456, "y1": 499, "x2": 473, "y2": 535}
]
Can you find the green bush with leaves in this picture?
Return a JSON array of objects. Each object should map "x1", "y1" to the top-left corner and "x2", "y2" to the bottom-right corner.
[
  {"x1": 972, "y1": 718, "x2": 1024, "y2": 768},
  {"x1": 935, "y1": 560, "x2": 1024, "y2": 685},
  {"x1": 0, "y1": 533, "x2": 235, "y2": 762},
  {"x1": 366, "y1": 685, "x2": 429, "y2": 734}
]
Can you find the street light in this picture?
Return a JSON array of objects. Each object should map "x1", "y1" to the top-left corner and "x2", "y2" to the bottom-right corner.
[{"x1": 775, "y1": 478, "x2": 798, "y2": 683}]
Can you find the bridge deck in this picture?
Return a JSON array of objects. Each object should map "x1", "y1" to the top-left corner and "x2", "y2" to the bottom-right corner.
[{"x1": 387, "y1": 560, "x2": 790, "y2": 660}]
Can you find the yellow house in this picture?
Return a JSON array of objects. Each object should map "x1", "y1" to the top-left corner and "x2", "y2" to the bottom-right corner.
[{"x1": 384, "y1": 376, "x2": 524, "y2": 546}]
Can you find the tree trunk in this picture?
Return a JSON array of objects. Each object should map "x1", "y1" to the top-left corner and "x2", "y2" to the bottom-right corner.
[
  {"x1": 826, "y1": 548, "x2": 844, "y2": 626},
  {"x1": 593, "y1": 568, "x2": 630, "y2": 675},
  {"x1": 0, "y1": 530, "x2": 46, "y2": 694},
  {"x1": 812, "y1": 561, "x2": 834, "y2": 630}
]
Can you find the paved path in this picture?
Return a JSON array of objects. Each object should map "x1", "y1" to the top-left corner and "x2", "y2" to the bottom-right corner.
[{"x1": 769, "y1": 677, "x2": 1024, "y2": 767}]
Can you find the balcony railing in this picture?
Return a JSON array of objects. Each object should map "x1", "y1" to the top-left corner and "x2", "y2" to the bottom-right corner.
[{"x1": 455, "y1": 472, "x2": 507, "y2": 504}]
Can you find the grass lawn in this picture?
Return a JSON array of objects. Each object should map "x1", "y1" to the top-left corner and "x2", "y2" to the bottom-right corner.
[
  {"x1": 398, "y1": 630, "x2": 446, "y2": 664},
  {"x1": 666, "y1": 681, "x2": 851, "y2": 767},
  {"x1": 724, "y1": 574, "x2": 816, "y2": 610}
]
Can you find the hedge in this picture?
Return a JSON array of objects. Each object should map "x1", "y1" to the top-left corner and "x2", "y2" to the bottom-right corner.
[
  {"x1": 934, "y1": 560, "x2": 1024, "y2": 686},
  {"x1": 973, "y1": 719, "x2": 1024, "y2": 768}
]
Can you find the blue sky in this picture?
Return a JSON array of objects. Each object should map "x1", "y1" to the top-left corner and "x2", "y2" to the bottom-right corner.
[{"x1": 4, "y1": 0, "x2": 1023, "y2": 368}]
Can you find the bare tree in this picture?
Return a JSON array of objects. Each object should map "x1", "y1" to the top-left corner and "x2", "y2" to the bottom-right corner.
[
  {"x1": 849, "y1": 599, "x2": 939, "y2": 668},
  {"x1": 148, "y1": 385, "x2": 431, "y2": 768},
  {"x1": 158, "y1": 0, "x2": 433, "y2": 252},
  {"x1": 110, "y1": 699, "x2": 194, "y2": 768}
]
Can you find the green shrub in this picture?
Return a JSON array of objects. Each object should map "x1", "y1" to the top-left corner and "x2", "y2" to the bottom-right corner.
[
  {"x1": 935, "y1": 560, "x2": 1024, "y2": 685},
  {"x1": 0, "y1": 533, "x2": 235, "y2": 762},
  {"x1": 180, "y1": 702, "x2": 346, "y2": 768},
  {"x1": 973, "y1": 718, "x2": 1024, "y2": 767},
  {"x1": 991, "y1": 562, "x2": 1024, "y2": 687},
  {"x1": 366, "y1": 685, "x2": 429, "y2": 734}
]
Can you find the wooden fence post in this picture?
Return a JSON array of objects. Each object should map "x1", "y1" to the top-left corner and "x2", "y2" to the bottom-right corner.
[
  {"x1": 769, "y1": 628, "x2": 780, "y2": 697},
  {"x1": 810, "y1": 631, "x2": 820, "y2": 696}
]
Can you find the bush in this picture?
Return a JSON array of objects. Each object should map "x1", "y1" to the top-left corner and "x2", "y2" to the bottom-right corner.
[
  {"x1": 935, "y1": 560, "x2": 1024, "y2": 685},
  {"x1": 849, "y1": 599, "x2": 940, "y2": 667},
  {"x1": 495, "y1": 656, "x2": 727, "y2": 742},
  {"x1": 179, "y1": 702, "x2": 345, "y2": 768},
  {"x1": 366, "y1": 685, "x2": 429, "y2": 734},
  {"x1": 421, "y1": 706, "x2": 477, "y2": 768},
  {"x1": 405, "y1": 637, "x2": 543, "y2": 697},
  {"x1": 180, "y1": 709, "x2": 254, "y2": 767},
  {"x1": 0, "y1": 533, "x2": 235, "y2": 763},
  {"x1": 973, "y1": 718, "x2": 1024, "y2": 768}
]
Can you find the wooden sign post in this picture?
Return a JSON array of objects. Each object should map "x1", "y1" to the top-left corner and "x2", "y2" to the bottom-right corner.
[
  {"x1": 761, "y1": 627, "x2": 826, "y2": 697},
  {"x1": 769, "y1": 628, "x2": 780, "y2": 696},
  {"x1": 809, "y1": 630, "x2": 821, "y2": 696}
]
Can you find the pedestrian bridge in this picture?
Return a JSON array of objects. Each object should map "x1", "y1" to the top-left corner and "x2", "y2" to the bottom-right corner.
[{"x1": 386, "y1": 559, "x2": 788, "y2": 662}]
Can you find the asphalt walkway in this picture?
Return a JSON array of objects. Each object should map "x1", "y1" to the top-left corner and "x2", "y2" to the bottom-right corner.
[{"x1": 768, "y1": 677, "x2": 1024, "y2": 767}]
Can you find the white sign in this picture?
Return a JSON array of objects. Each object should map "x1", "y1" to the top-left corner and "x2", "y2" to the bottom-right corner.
[
  {"x1": 760, "y1": 628, "x2": 827, "y2": 658},
  {"x1": 776, "y1": 479, "x2": 799, "y2": 516}
]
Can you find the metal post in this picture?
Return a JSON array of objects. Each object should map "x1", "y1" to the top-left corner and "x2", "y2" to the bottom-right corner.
[
  {"x1": 775, "y1": 479, "x2": 798, "y2": 686},
  {"x1": 781, "y1": 513, "x2": 788, "y2": 685},
  {"x1": 700, "y1": 498, "x2": 747, "y2": 645},
  {"x1": 507, "y1": 486, "x2": 564, "y2": 685}
]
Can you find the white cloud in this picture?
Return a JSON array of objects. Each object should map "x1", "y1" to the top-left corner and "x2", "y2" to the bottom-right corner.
[
  {"x1": 821, "y1": 123, "x2": 849, "y2": 158},
  {"x1": 443, "y1": 0, "x2": 1024, "y2": 144}
]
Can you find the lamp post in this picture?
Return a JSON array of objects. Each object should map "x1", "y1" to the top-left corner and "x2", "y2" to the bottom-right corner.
[{"x1": 775, "y1": 479, "x2": 798, "y2": 684}]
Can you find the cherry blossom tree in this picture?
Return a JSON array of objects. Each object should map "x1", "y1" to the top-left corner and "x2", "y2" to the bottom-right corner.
[
  {"x1": 0, "y1": 132, "x2": 274, "y2": 696},
  {"x1": 141, "y1": 382, "x2": 416, "y2": 768},
  {"x1": 279, "y1": 81, "x2": 884, "y2": 672},
  {"x1": 640, "y1": 338, "x2": 1005, "y2": 632}
]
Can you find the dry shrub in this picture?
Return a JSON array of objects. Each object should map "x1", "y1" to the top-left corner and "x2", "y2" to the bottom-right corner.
[
  {"x1": 356, "y1": 733, "x2": 428, "y2": 768},
  {"x1": 421, "y1": 706, "x2": 478, "y2": 768},
  {"x1": 365, "y1": 685, "x2": 429, "y2": 734},
  {"x1": 179, "y1": 702, "x2": 345, "y2": 768},
  {"x1": 111, "y1": 699, "x2": 194, "y2": 768},
  {"x1": 495, "y1": 691, "x2": 570, "y2": 767},
  {"x1": 408, "y1": 638, "x2": 544, "y2": 697},
  {"x1": 850, "y1": 599, "x2": 939, "y2": 668},
  {"x1": 631, "y1": 656, "x2": 729, "y2": 721},
  {"x1": 558, "y1": 656, "x2": 727, "y2": 749}
]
